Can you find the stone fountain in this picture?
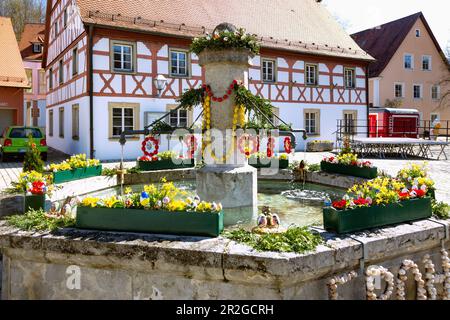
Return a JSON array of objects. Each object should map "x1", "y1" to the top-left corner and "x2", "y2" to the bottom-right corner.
[{"x1": 196, "y1": 23, "x2": 257, "y2": 224}]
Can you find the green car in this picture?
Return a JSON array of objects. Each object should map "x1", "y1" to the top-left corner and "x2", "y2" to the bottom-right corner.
[{"x1": 0, "y1": 126, "x2": 48, "y2": 161}]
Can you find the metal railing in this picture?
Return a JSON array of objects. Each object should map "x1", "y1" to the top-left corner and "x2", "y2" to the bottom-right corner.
[{"x1": 335, "y1": 119, "x2": 450, "y2": 150}]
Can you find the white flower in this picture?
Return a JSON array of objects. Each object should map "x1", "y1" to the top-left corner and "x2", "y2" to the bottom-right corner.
[
  {"x1": 410, "y1": 190, "x2": 417, "y2": 198},
  {"x1": 223, "y1": 37, "x2": 228, "y2": 42},
  {"x1": 162, "y1": 197, "x2": 170, "y2": 204},
  {"x1": 206, "y1": 35, "x2": 211, "y2": 40},
  {"x1": 343, "y1": 194, "x2": 350, "y2": 201},
  {"x1": 420, "y1": 185, "x2": 427, "y2": 191},
  {"x1": 366, "y1": 197, "x2": 373, "y2": 205},
  {"x1": 402, "y1": 188, "x2": 409, "y2": 194}
]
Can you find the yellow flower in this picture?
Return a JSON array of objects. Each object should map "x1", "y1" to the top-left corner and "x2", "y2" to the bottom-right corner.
[
  {"x1": 124, "y1": 187, "x2": 132, "y2": 194},
  {"x1": 81, "y1": 197, "x2": 99, "y2": 208},
  {"x1": 144, "y1": 184, "x2": 157, "y2": 194},
  {"x1": 104, "y1": 196, "x2": 119, "y2": 208},
  {"x1": 167, "y1": 200, "x2": 187, "y2": 212}
]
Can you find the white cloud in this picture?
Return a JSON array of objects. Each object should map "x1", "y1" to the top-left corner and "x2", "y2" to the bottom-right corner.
[{"x1": 323, "y1": 0, "x2": 450, "y2": 50}]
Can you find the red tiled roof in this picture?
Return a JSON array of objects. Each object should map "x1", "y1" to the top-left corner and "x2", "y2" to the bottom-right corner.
[
  {"x1": 351, "y1": 12, "x2": 449, "y2": 77},
  {"x1": 76, "y1": 0, "x2": 374, "y2": 61},
  {"x1": 18, "y1": 23, "x2": 45, "y2": 61},
  {"x1": 0, "y1": 17, "x2": 28, "y2": 88}
]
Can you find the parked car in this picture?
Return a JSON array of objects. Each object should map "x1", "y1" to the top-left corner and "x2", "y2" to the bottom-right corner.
[{"x1": 0, "y1": 126, "x2": 48, "y2": 161}]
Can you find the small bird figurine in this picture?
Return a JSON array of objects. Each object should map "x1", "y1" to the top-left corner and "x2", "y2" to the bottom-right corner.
[{"x1": 257, "y1": 215, "x2": 268, "y2": 228}]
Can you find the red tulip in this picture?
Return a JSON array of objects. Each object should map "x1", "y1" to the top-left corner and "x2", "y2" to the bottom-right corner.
[{"x1": 332, "y1": 199, "x2": 347, "y2": 210}]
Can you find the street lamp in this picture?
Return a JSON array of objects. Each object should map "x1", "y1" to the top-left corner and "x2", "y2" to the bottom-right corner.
[{"x1": 154, "y1": 74, "x2": 167, "y2": 97}]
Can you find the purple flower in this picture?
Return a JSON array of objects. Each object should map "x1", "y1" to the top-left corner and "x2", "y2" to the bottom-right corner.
[{"x1": 162, "y1": 197, "x2": 170, "y2": 204}]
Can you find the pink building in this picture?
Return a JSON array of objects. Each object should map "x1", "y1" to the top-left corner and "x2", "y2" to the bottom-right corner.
[{"x1": 19, "y1": 23, "x2": 46, "y2": 128}]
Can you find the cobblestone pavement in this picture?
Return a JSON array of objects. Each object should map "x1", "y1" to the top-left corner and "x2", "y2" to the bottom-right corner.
[{"x1": 0, "y1": 148, "x2": 449, "y2": 202}]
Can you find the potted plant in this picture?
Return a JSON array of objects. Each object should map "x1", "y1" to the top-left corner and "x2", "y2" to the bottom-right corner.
[
  {"x1": 10, "y1": 171, "x2": 52, "y2": 213},
  {"x1": 307, "y1": 140, "x2": 334, "y2": 152},
  {"x1": 76, "y1": 180, "x2": 223, "y2": 237},
  {"x1": 46, "y1": 154, "x2": 102, "y2": 184},
  {"x1": 137, "y1": 151, "x2": 194, "y2": 171},
  {"x1": 248, "y1": 152, "x2": 289, "y2": 169},
  {"x1": 321, "y1": 153, "x2": 377, "y2": 179},
  {"x1": 396, "y1": 163, "x2": 436, "y2": 199},
  {"x1": 323, "y1": 177, "x2": 432, "y2": 234}
]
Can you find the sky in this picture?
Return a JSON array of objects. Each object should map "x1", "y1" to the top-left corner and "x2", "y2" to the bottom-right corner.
[{"x1": 323, "y1": 0, "x2": 450, "y2": 52}]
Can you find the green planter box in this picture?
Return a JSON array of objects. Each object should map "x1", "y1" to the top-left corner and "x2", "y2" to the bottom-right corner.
[
  {"x1": 24, "y1": 194, "x2": 45, "y2": 212},
  {"x1": 250, "y1": 159, "x2": 289, "y2": 169},
  {"x1": 76, "y1": 207, "x2": 224, "y2": 237},
  {"x1": 137, "y1": 159, "x2": 194, "y2": 171},
  {"x1": 52, "y1": 165, "x2": 103, "y2": 184},
  {"x1": 323, "y1": 197, "x2": 432, "y2": 234},
  {"x1": 321, "y1": 161, "x2": 378, "y2": 179}
]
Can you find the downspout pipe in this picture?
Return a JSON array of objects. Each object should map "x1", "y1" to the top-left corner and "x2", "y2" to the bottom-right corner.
[{"x1": 88, "y1": 24, "x2": 95, "y2": 159}]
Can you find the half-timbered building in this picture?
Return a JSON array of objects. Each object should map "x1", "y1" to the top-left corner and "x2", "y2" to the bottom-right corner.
[{"x1": 43, "y1": 0, "x2": 374, "y2": 160}]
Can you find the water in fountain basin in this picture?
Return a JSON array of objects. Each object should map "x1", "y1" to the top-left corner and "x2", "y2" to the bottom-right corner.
[{"x1": 77, "y1": 180, "x2": 345, "y2": 229}]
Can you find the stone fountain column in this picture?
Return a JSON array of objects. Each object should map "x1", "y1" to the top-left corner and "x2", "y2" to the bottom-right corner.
[{"x1": 196, "y1": 48, "x2": 257, "y2": 224}]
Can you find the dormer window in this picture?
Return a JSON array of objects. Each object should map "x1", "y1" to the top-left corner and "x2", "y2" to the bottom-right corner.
[
  {"x1": 32, "y1": 43, "x2": 42, "y2": 53},
  {"x1": 415, "y1": 29, "x2": 421, "y2": 37}
]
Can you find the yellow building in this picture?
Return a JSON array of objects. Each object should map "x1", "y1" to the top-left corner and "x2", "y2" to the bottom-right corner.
[{"x1": 352, "y1": 12, "x2": 450, "y2": 123}]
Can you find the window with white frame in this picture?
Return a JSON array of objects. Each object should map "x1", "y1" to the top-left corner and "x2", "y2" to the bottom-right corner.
[
  {"x1": 305, "y1": 64, "x2": 318, "y2": 86},
  {"x1": 48, "y1": 110, "x2": 54, "y2": 136},
  {"x1": 431, "y1": 113, "x2": 440, "y2": 123},
  {"x1": 32, "y1": 43, "x2": 42, "y2": 53},
  {"x1": 394, "y1": 83, "x2": 404, "y2": 98},
  {"x1": 38, "y1": 69, "x2": 46, "y2": 94},
  {"x1": 170, "y1": 50, "x2": 189, "y2": 77},
  {"x1": 344, "y1": 68, "x2": 355, "y2": 88},
  {"x1": 72, "y1": 48, "x2": 78, "y2": 76},
  {"x1": 64, "y1": 8, "x2": 68, "y2": 27},
  {"x1": 343, "y1": 110, "x2": 357, "y2": 134},
  {"x1": 404, "y1": 54, "x2": 413, "y2": 69},
  {"x1": 111, "y1": 107, "x2": 135, "y2": 137},
  {"x1": 262, "y1": 59, "x2": 276, "y2": 82},
  {"x1": 59, "y1": 107, "x2": 64, "y2": 138},
  {"x1": 49, "y1": 67, "x2": 53, "y2": 90},
  {"x1": 422, "y1": 56, "x2": 431, "y2": 71},
  {"x1": 413, "y1": 84, "x2": 422, "y2": 99},
  {"x1": 169, "y1": 109, "x2": 188, "y2": 127},
  {"x1": 72, "y1": 104, "x2": 79, "y2": 140},
  {"x1": 431, "y1": 85, "x2": 440, "y2": 100},
  {"x1": 304, "y1": 109, "x2": 320, "y2": 135},
  {"x1": 112, "y1": 41, "x2": 135, "y2": 73},
  {"x1": 416, "y1": 29, "x2": 421, "y2": 37},
  {"x1": 58, "y1": 60, "x2": 64, "y2": 85}
]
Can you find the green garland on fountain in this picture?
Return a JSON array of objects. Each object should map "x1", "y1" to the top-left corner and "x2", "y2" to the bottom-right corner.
[
  {"x1": 177, "y1": 83, "x2": 280, "y2": 128},
  {"x1": 190, "y1": 27, "x2": 260, "y2": 56}
]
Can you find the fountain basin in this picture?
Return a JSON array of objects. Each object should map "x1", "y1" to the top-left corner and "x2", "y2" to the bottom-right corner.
[{"x1": 0, "y1": 219, "x2": 448, "y2": 300}]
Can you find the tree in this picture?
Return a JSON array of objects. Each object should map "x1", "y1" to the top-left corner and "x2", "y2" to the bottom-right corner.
[
  {"x1": 0, "y1": 0, "x2": 46, "y2": 40},
  {"x1": 384, "y1": 98, "x2": 403, "y2": 108},
  {"x1": 23, "y1": 135, "x2": 44, "y2": 173}
]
